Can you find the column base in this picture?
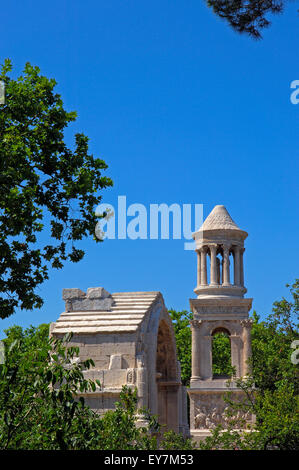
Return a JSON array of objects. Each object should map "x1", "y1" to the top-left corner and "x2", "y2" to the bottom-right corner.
[
  {"x1": 190, "y1": 376, "x2": 201, "y2": 383},
  {"x1": 194, "y1": 284, "x2": 247, "y2": 297}
]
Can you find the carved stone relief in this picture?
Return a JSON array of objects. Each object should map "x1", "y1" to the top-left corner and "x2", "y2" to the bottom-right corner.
[{"x1": 194, "y1": 393, "x2": 253, "y2": 430}]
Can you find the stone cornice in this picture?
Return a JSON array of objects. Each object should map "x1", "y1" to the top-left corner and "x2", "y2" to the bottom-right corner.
[{"x1": 190, "y1": 297, "x2": 253, "y2": 318}]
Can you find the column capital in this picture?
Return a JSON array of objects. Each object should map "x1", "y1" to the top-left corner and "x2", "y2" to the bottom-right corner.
[
  {"x1": 222, "y1": 244, "x2": 231, "y2": 255},
  {"x1": 190, "y1": 319, "x2": 202, "y2": 329},
  {"x1": 199, "y1": 245, "x2": 208, "y2": 253},
  {"x1": 240, "y1": 319, "x2": 253, "y2": 328},
  {"x1": 222, "y1": 242, "x2": 231, "y2": 249},
  {"x1": 209, "y1": 243, "x2": 218, "y2": 251}
]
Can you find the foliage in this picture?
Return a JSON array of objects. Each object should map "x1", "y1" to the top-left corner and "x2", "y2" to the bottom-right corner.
[
  {"x1": 0, "y1": 324, "x2": 193, "y2": 450},
  {"x1": 199, "y1": 376, "x2": 299, "y2": 450},
  {"x1": 1, "y1": 281, "x2": 298, "y2": 450},
  {"x1": 0, "y1": 59, "x2": 113, "y2": 319},
  {"x1": 168, "y1": 309, "x2": 192, "y2": 385},
  {"x1": 200, "y1": 280, "x2": 299, "y2": 450},
  {"x1": 206, "y1": 0, "x2": 286, "y2": 39},
  {"x1": 250, "y1": 279, "x2": 299, "y2": 393},
  {"x1": 0, "y1": 326, "x2": 100, "y2": 449},
  {"x1": 212, "y1": 332, "x2": 234, "y2": 377},
  {"x1": 159, "y1": 430, "x2": 197, "y2": 450},
  {"x1": 94, "y1": 387, "x2": 157, "y2": 450},
  {"x1": 169, "y1": 309, "x2": 233, "y2": 383}
]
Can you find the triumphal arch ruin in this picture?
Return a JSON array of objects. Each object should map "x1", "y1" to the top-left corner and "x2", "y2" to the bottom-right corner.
[
  {"x1": 51, "y1": 204, "x2": 253, "y2": 441},
  {"x1": 51, "y1": 289, "x2": 189, "y2": 435}
]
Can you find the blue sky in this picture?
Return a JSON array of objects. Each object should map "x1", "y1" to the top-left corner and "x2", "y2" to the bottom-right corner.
[{"x1": 0, "y1": 1, "x2": 298, "y2": 337}]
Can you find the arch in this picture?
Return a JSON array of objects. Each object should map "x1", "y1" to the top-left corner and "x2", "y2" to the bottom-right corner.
[
  {"x1": 144, "y1": 300, "x2": 180, "y2": 433},
  {"x1": 211, "y1": 328, "x2": 232, "y2": 378},
  {"x1": 212, "y1": 326, "x2": 231, "y2": 336},
  {"x1": 156, "y1": 319, "x2": 179, "y2": 432},
  {"x1": 156, "y1": 319, "x2": 177, "y2": 381}
]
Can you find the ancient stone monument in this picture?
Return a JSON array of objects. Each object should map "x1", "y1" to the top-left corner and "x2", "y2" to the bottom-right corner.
[
  {"x1": 51, "y1": 290, "x2": 189, "y2": 435},
  {"x1": 51, "y1": 204, "x2": 254, "y2": 442},
  {"x1": 188, "y1": 205, "x2": 254, "y2": 441}
]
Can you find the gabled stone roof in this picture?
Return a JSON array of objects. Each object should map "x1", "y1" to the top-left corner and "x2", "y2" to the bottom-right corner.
[
  {"x1": 199, "y1": 205, "x2": 242, "y2": 232},
  {"x1": 52, "y1": 291, "x2": 161, "y2": 334}
]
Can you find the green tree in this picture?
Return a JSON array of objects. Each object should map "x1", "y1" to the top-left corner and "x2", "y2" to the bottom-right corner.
[
  {"x1": 168, "y1": 309, "x2": 192, "y2": 385},
  {"x1": 0, "y1": 59, "x2": 113, "y2": 319},
  {"x1": 0, "y1": 324, "x2": 194, "y2": 450},
  {"x1": 250, "y1": 280, "x2": 299, "y2": 392},
  {"x1": 212, "y1": 331, "x2": 234, "y2": 377},
  {"x1": 199, "y1": 376, "x2": 299, "y2": 450},
  {"x1": 206, "y1": 0, "x2": 288, "y2": 39},
  {"x1": 200, "y1": 280, "x2": 299, "y2": 450},
  {"x1": 169, "y1": 309, "x2": 232, "y2": 383},
  {"x1": 0, "y1": 326, "x2": 100, "y2": 449}
]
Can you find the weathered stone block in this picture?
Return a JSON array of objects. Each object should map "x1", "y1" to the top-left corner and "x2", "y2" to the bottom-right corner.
[
  {"x1": 62, "y1": 287, "x2": 114, "y2": 312},
  {"x1": 62, "y1": 288, "x2": 85, "y2": 300},
  {"x1": 87, "y1": 287, "x2": 111, "y2": 299},
  {"x1": 109, "y1": 354, "x2": 123, "y2": 369},
  {"x1": 103, "y1": 369, "x2": 127, "y2": 387}
]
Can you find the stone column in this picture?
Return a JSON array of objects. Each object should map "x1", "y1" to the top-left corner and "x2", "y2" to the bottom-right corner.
[
  {"x1": 136, "y1": 354, "x2": 148, "y2": 409},
  {"x1": 233, "y1": 246, "x2": 241, "y2": 286},
  {"x1": 200, "y1": 247, "x2": 207, "y2": 285},
  {"x1": 230, "y1": 334, "x2": 242, "y2": 377},
  {"x1": 240, "y1": 248, "x2": 245, "y2": 287},
  {"x1": 190, "y1": 320, "x2": 202, "y2": 381},
  {"x1": 136, "y1": 354, "x2": 149, "y2": 427},
  {"x1": 209, "y1": 244, "x2": 218, "y2": 285},
  {"x1": 201, "y1": 335, "x2": 213, "y2": 379},
  {"x1": 222, "y1": 244, "x2": 231, "y2": 286},
  {"x1": 241, "y1": 319, "x2": 253, "y2": 376},
  {"x1": 197, "y1": 250, "x2": 201, "y2": 286}
]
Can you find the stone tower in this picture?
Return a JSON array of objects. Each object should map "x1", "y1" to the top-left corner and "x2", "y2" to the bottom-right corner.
[{"x1": 188, "y1": 205, "x2": 254, "y2": 441}]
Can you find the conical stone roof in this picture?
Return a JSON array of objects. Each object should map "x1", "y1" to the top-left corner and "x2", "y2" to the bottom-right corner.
[{"x1": 199, "y1": 205, "x2": 241, "y2": 232}]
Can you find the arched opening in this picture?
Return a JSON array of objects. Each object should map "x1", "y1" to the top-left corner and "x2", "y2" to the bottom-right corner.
[
  {"x1": 212, "y1": 328, "x2": 233, "y2": 378},
  {"x1": 156, "y1": 319, "x2": 179, "y2": 432}
]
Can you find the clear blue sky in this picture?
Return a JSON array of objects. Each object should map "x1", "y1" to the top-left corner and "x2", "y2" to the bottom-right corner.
[{"x1": 0, "y1": 1, "x2": 298, "y2": 337}]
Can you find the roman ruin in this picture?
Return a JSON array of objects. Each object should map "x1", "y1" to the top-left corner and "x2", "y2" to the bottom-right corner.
[{"x1": 51, "y1": 204, "x2": 254, "y2": 441}]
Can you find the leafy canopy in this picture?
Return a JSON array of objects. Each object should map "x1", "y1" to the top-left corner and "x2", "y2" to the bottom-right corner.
[
  {"x1": 0, "y1": 325, "x2": 195, "y2": 450},
  {"x1": 206, "y1": 0, "x2": 286, "y2": 39},
  {"x1": 168, "y1": 309, "x2": 192, "y2": 385},
  {"x1": 0, "y1": 60, "x2": 112, "y2": 318}
]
